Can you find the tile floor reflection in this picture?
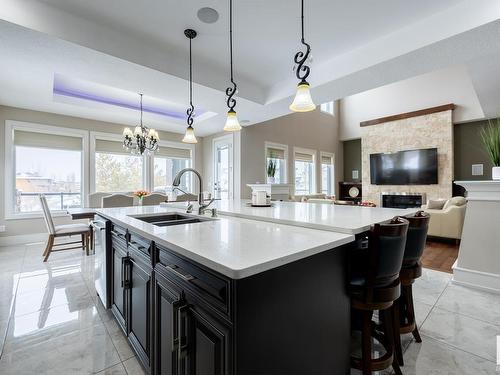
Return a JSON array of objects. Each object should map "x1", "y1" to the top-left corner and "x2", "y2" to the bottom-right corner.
[
  {"x1": 0, "y1": 242, "x2": 498, "y2": 374},
  {"x1": 0, "y1": 242, "x2": 145, "y2": 375}
]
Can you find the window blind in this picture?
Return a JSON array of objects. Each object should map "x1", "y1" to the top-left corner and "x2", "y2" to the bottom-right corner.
[
  {"x1": 321, "y1": 155, "x2": 333, "y2": 164},
  {"x1": 95, "y1": 139, "x2": 128, "y2": 154},
  {"x1": 295, "y1": 152, "x2": 314, "y2": 163},
  {"x1": 266, "y1": 147, "x2": 285, "y2": 160},
  {"x1": 155, "y1": 146, "x2": 191, "y2": 159},
  {"x1": 14, "y1": 130, "x2": 82, "y2": 151}
]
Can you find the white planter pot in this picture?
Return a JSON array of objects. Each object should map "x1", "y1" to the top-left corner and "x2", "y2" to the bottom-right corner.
[
  {"x1": 493, "y1": 166, "x2": 500, "y2": 180},
  {"x1": 267, "y1": 176, "x2": 275, "y2": 184}
]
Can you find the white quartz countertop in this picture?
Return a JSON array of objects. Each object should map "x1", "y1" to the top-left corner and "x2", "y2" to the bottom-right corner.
[
  {"x1": 212, "y1": 199, "x2": 417, "y2": 234},
  {"x1": 96, "y1": 205, "x2": 354, "y2": 279}
]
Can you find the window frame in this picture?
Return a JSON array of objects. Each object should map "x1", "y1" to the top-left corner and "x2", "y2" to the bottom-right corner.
[
  {"x1": 320, "y1": 151, "x2": 335, "y2": 196},
  {"x1": 293, "y1": 146, "x2": 317, "y2": 195},
  {"x1": 320, "y1": 101, "x2": 335, "y2": 116},
  {"x1": 90, "y1": 132, "x2": 195, "y2": 195},
  {"x1": 264, "y1": 141, "x2": 288, "y2": 184},
  {"x1": 150, "y1": 139, "x2": 195, "y2": 194},
  {"x1": 5, "y1": 120, "x2": 89, "y2": 220},
  {"x1": 90, "y1": 131, "x2": 148, "y2": 194}
]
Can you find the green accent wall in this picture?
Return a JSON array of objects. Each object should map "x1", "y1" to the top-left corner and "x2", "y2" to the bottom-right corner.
[
  {"x1": 454, "y1": 120, "x2": 495, "y2": 181},
  {"x1": 343, "y1": 139, "x2": 362, "y2": 182}
]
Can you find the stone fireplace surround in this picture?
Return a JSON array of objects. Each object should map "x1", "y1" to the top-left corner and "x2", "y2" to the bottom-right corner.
[{"x1": 361, "y1": 106, "x2": 454, "y2": 206}]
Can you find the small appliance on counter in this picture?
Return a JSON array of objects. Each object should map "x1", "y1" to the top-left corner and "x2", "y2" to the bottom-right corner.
[
  {"x1": 91, "y1": 216, "x2": 111, "y2": 308},
  {"x1": 251, "y1": 190, "x2": 271, "y2": 206}
]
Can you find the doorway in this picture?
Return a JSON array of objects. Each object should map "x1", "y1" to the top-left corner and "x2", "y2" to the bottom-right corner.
[{"x1": 213, "y1": 135, "x2": 234, "y2": 200}]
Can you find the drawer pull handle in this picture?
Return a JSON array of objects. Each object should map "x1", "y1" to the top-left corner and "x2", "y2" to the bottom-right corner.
[{"x1": 167, "y1": 264, "x2": 195, "y2": 282}]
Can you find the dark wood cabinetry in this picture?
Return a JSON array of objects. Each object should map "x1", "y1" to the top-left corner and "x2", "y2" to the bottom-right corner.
[
  {"x1": 111, "y1": 234, "x2": 127, "y2": 331},
  {"x1": 107, "y1": 221, "x2": 350, "y2": 375},
  {"x1": 128, "y1": 250, "x2": 152, "y2": 369}
]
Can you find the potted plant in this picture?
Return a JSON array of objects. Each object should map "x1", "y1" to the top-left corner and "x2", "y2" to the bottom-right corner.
[
  {"x1": 481, "y1": 119, "x2": 500, "y2": 180},
  {"x1": 134, "y1": 190, "x2": 149, "y2": 205},
  {"x1": 267, "y1": 159, "x2": 277, "y2": 184}
]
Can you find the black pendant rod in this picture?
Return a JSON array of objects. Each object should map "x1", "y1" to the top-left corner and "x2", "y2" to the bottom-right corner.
[
  {"x1": 139, "y1": 93, "x2": 143, "y2": 128},
  {"x1": 294, "y1": 0, "x2": 311, "y2": 84},
  {"x1": 184, "y1": 29, "x2": 197, "y2": 126},
  {"x1": 226, "y1": 0, "x2": 237, "y2": 112}
]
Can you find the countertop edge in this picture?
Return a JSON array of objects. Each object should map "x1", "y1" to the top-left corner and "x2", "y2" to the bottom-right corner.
[{"x1": 96, "y1": 210, "x2": 355, "y2": 279}]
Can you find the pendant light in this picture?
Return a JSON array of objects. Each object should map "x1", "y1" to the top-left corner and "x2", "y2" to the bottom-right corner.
[
  {"x1": 290, "y1": 0, "x2": 315, "y2": 112},
  {"x1": 123, "y1": 93, "x2": 159, "y2": 155},
  {"x1": 183, "y1": 29, "x2": 198, "y2": 144},
  {"x1": 223, "y1": 0, "x2": 242, "y2": 132}
]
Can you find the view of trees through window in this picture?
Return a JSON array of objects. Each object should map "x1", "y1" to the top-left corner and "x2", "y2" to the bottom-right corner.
[
  {"x1": 15, "y1": 146, "x2": 82, "y2": 212},
  {"x1": 295, "y1": 160, "x2": 314, "y2": 195},
  {"x1": 322, "y1": 163, "x2": 333, "y2": 195},
  {"x1": 95, "y1": 152, "x2": 143, "y2": 192},
  {"x1": 154, "y1": 157, "x2": 191, "y2": 195}
]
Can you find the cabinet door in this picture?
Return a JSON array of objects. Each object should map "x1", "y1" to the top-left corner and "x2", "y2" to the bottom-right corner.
[
  {"x1": 128, "y1": 256, "x2": 152, "y2": 370},
  {"x1": 153, "y1": 271, "x2": 183, "y2": 375},
  {"x1": 111, "y1": 243, "x2": 127, "y2": 331},
  {"x1": 183, "y1": 305, "x2": 230, "y2": 375}
]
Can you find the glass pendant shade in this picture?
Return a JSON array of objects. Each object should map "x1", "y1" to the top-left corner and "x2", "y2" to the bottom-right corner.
[
  {"x1": 223, "y1": 110, "x2": 242, "y2": 132},
  {"x1": 182, "y1": 125, "x2": 198, "y2": 144},
  {"x1": 289, "y1": 83, "x2": 315, "y2": 112}
]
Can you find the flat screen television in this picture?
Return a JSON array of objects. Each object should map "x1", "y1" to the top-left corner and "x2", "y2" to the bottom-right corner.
[{"x1": 370, "y1": 148, "x2": 438, "y2": 185}]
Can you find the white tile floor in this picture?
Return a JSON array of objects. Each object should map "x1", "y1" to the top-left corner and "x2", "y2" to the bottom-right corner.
[{"x1": 0, "y1": 242, "x2": 499, "y2": 374}]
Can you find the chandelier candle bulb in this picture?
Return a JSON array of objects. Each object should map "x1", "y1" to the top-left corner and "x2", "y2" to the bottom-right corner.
[
  {"x1": 123, "y1": 127, "x2": 133, "y2": 137},
  {"x1": 133, "y1": 126, "x2": 142, "y2": 136}
]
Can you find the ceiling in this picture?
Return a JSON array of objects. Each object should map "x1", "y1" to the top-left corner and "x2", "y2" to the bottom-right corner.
[
  {"x1": 1, "y1": 0, "x2": 500, "y2": 136},
  {"x1": 35, "y1": 0, "x2": 462, "y2": 89}
]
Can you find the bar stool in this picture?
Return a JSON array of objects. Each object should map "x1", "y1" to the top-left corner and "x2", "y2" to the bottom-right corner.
[
  {"x1": 393, "y1": 211, "x2": 430, "y2": 365},
  {"x1": 349, "y1": 217, "x2": 409, "y2": 375}
]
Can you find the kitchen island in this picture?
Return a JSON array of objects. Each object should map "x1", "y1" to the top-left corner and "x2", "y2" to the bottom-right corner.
[{"x1": 95, "y1": 202, "x2": 415, "y2": 375}]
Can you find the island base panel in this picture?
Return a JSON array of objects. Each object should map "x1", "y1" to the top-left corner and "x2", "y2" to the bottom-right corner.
[{"x1": 234, "y1": 246, "x2": 350, "y2": 375}]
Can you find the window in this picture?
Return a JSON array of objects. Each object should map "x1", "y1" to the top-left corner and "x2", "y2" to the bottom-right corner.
[
  {"x1": 320, "y1": 101, "x2": 335, "y2": 116},
  {"x1": 153, "y1": 146, "x2": 192, "y2": 196},
  {"x1": 321, "y1": 152, "x2": 335, "y2": 196},
  {"x1": 6, "y1": 122, "x2": 86, "y2": 216},
  {"x1": 265, "y1": 142, "x2": 288, "y2": 184},
  {"x1": 294, "y1": 148, "x2": 316, "y2": 195},
  {"x1": 94, "y1": 139, "x2": 144, "y2": 192}
]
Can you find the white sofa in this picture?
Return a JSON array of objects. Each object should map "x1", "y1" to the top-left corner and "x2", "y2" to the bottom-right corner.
[{"x1": 421, "y1": 196, "x2": 467, "y2": 240}]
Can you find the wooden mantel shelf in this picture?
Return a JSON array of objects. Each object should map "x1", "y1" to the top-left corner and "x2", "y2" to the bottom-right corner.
[{"x1": 360, "y1": 103, "x2": 455, "y2": 127}]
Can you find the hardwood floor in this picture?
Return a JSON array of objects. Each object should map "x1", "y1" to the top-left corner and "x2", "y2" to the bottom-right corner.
[{"x1": 421, "y1": 238, "x2": 459, "y2": 274}]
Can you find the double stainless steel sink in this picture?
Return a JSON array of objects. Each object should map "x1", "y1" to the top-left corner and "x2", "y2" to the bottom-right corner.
[{"x1": 131, "y1": 213, "x2": 215, "y2": 227}]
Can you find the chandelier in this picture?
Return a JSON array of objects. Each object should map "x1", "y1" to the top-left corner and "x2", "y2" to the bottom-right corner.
[{"x1": 123, "y1": 93, "x2": 159, "y2": 155}]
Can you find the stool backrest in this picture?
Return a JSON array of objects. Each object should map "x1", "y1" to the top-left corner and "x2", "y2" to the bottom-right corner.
[
  {"x1": 403, "y1": 211, "x2": 430, "y2": 266},
  {"x1": 367, "y1": 217, "x2": 409, "y2": 287}
]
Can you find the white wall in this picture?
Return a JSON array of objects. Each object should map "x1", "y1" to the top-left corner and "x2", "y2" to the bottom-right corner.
[{"x1": 339, "y1": 65, "x2": 484, "y2": 140}]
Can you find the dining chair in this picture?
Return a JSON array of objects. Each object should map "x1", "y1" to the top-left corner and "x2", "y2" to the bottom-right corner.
[
  {"x1": 39, "y1": 195, "x2": 92, "y2": 262},
  {"x1": 141, "y1": 193, "x2": 168, "y2": 206},
  {"x1": 101, "y1": 194, "x2": 134, "y2": 208}
]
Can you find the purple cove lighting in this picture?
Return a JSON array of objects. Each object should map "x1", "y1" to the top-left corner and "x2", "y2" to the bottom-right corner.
[{"x1": 53, "y1": 80, "x2": 206, "y2": 121}]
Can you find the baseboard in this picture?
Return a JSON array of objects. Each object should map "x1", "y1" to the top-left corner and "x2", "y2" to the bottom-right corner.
[
  {"x1": 0, "y1": 233, "x2": 47, "y2": 246},
  {"x1": 452, "y1": 265, "x2": 500, "y2": 294}
]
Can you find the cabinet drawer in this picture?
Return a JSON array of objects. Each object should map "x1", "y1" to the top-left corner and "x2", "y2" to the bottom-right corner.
[
  {"x1": 128, "y1": 232, "x2": 151, "y2": 258},
  {"x1": 111, "y1": 225, "x2": 127, "y2": 248},
  {"x1": 155, "y1": 245, "x2": 231, "y2": 317}
]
